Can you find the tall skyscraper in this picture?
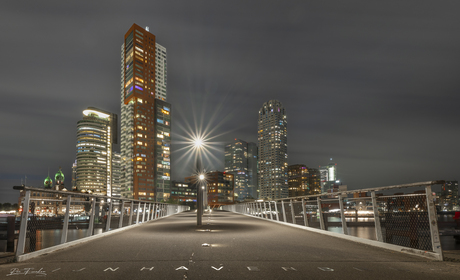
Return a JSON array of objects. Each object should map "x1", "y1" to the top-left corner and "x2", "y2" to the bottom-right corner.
[
  {"x1": 258, "y1": 100, "x2": 288, "y2": 200},
  {"x1": 111, "y1": 152, "x2": 121, "y2": 198},
  {"x1": 319, "y1": 162, "x2": 337, "y2": 193},
  {"x1": 247, "y1": 142, "x2": 258, "y2": 199},
  {"x1": 224, "y1": 139, "x2": 258, "y2": 201},
  {"x1": 120, "y1": 23, "x2": 169, "y2": 201},
  {"x1": 225, "y1": 139, "x2": 248, "y2": 201},
  {"x1": 75, "y1": 107, "x2": 117, "y2": 196},
  {"x1": 153, "y1": 99, "x2": 171, "y2": 202}
]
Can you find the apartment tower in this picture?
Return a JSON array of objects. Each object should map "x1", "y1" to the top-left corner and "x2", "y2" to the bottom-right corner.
[
  {"x1": 120, "y1": 23, "x2": 170, "y2": 201},
  {"x1": 258, "y1": 100, "x2": 288, "y2": 200}
]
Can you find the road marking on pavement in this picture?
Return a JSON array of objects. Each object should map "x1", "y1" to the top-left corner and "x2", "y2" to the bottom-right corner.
[
  {"x1": 176, "y1": 266, "x2": 188, "y2": 271},
  {"x1": 104, "y1": 267, "x2": 119, "y2": 272},
  {"x1": 282, "y1": 267, "x2": 297, "y2": 271},
  {"x1": 353, "y1": 267, "x2": 366, "y2": 272},
  {"x1": 211, "y1": 266, "x2": 223, "y2": 271},
  {"x1": 247, "y1": 266, "x2": 260, "y2": 271},
  {"x1": 51, "y1": 268, "x2": 61, "y2": 273},
  {"x1": 140, "y1": 267, "x2": 154, "y2": 271},
  {"x1": 202, "y1": 243, "x2": 211, "y2": 247},
  {"x1": 318, "y1": 267, "x2": 334, "y2": 272},
  {"x1": 73, "y1": 268, "x2": 86, "y2": 272}
]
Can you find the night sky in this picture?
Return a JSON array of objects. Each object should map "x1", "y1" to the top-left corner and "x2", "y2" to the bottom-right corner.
[{"x1": 1, "y1": 1, "x2": 459, "y2": 203}]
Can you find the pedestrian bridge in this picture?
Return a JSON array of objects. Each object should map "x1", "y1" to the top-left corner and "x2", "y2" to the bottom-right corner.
[{"x1": 2, "y1": 181, "x2": 460, "y2": 279}]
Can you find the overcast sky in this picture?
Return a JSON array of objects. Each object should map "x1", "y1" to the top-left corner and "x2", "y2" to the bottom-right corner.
[{"x1": 1, "y1": 1, "x2": 459, "y2": 203}]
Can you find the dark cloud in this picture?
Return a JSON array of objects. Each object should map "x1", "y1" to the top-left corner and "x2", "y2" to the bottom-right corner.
[{"x1": 1, "y1": 1, "x2": 459, "y2": 202}]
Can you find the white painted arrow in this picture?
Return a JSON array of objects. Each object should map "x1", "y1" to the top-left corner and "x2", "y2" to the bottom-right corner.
[
  {"x1": 211, "y1": 266, "x2": 223, "y2": 271},
  {"x1": 175, "y1": 266, "x2": 188, "y2": 270}
]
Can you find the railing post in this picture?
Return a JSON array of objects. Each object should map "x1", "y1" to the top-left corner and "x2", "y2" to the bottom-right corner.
[
  {"x1": 290, "y1": 199, "x2": 296, "y2": 224},
  {"x1": 301, "y1": 198, "x2": 309, "y2": 227},
  {"x1": 87, "y1": 198, "x2": 96, "y2": 237},
  {"x1": 61, "y1": 195, "x2": 72, "y2": 244},
  {"x1": 268, "y1": 201, "x2": 273, "y2": 220},
  {"x1": 263, "y1": 202, "x2": 268, "y2": 219},
  {"x1": 136, "y1": 202, "x2": 141, "y2": 223},
  {"x1": 281, "y1": 200, "x2": 287, "y2": 222},
  {"x1": 119, "y1": 200, "x2": 125, "y2": 228},
  {"x1": 371, "y1": 191, "x2": 384, "y2": 242},
  {"x1": 317, "y1": 197, "x2": 325, "y2": 230},
  {"x1": 338, "y1": 194, "x2": 348, "y2": 235},
  {"x1": 105, "y1": 199, "x2": 113, "y2": 232},
  {"x1": 147, "y1": 203, "x2": 151, "y2": 221},
  {"x1": 16, "y1": 190, "x2": 31, "y2": 258},
  {"x1": 274, "y1": 201, "x2": 279, "y2": 221},
  {"x1": 129, "y1": 201, "x2": 134, "y2": 225},
  {"x1": 425, "y1": 185, "x2": 443, "y2": 260},
  {"x1": 142, "y1": 202, "x2": 147, "y2": 222},
  {"x1": 153, "y1": 203, "x2": 157, "y2": 219}
]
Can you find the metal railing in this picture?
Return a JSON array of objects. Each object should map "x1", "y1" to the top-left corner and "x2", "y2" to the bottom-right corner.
[
  {"x1": 13, "y1": 186, "x2": 190, "y2": 259},
  {"x1": 223, "y1": 180, "x2": 444, "y2": 261}
]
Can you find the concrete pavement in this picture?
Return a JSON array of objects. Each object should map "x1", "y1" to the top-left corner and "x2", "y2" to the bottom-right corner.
[{"x1": 1, "y1": 210, "x2": 460, "y2": 279}]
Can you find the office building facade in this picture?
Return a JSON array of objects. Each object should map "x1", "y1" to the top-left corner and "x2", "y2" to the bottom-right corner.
[
  {"x1": 224, "y1": 139, "x2": 258, "y2": 201},
  {"x1": 288, "y1": 165, "x2": 322, "y2": 197},
  {"x1": 75, "y1": 107, "x2": 117, "y2": 196},
  {"x1": 319, "y1": 162, "x2": 337, "y2": 193},
  {"x1": 258, "y1": 100, "x2": 288, "y2": 200},
  {"x1": 120, "y1": 23, "x2": 169, "y2": 201}
]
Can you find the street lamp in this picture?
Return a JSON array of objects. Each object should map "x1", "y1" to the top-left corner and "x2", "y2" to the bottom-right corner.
[
  {"x1": 197, "y1": 173, "x2": 206, "y2": 226},
  {"x1": 195, "y1": 137, "x2": 206, "y2": 226}
]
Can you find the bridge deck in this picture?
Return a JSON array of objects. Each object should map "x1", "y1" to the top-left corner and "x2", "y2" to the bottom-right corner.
[{"x1": 1, "y1": 211, "x2": 459, "y2": 279}]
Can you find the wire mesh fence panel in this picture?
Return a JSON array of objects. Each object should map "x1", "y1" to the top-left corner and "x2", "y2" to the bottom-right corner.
[
  {"x1": 132, "y1": 203, "x2": 140, "y2": 225},
  {"x1": 122, "y1": 203, "x2": 132, "y2": 227},
  {"x1": 275, "y1": 202, "x2": 285, "y2": 222},
  {"x1": 378, "y1": 194, "x2": 432, "y2": 251},
  {"x1": 23, "y1": 190, "x2": 66, "y2": 253},
  {"x1": 109, "y1": 200, "x2": 122, "y2": 230},
  {"x1": 283, "y1": 202, "x2": 293, "y2": 224},
  {"x1": 66, "y1": 194, "x2": 91, "y2": 242},
  {"x1": 305, "y1": 200, "x2": 320, "y2": 229},
  {"x1": 292, "y1": 201, "x2": 305, "y2": 225}
]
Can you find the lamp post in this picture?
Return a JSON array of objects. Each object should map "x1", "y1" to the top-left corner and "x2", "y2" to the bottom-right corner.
[
  {"x1": 195, "y1": 137, "x2": 204, "y2": 226},
  {"x1": 197, "y1": 174, "x2": 205, "y2": 226}
]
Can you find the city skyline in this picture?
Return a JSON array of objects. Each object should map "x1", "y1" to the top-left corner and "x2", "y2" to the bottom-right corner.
[{"x1": 1, "y1": 2, "x2": 460, "y2": 203}]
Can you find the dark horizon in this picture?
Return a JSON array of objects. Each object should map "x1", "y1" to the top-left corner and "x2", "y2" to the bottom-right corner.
[{"x1": 1, "y1": 1, "x2": 460, "y2": 203}]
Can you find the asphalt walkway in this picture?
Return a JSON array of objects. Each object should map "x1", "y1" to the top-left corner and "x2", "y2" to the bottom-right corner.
[{"x1": 1, "y1": 210, "x2": 460, "y2": 279}]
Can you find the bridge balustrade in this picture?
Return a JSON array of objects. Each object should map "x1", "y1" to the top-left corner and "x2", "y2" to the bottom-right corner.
[
  {"x1": 223, "y1": 180, "x2": 444, "y2": 261},
  {"x1": 12, "y1": 186, "x2": 190, "y2": 259}
]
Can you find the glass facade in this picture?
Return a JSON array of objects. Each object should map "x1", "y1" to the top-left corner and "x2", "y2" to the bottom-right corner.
[{"x1": 75, "y1": 107, "x2": 117, "y2": 196}]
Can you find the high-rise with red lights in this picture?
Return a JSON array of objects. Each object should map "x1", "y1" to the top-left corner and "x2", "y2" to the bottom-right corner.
[{"x1": 120, "y1": 24, "x2": 171, "y2": 201}]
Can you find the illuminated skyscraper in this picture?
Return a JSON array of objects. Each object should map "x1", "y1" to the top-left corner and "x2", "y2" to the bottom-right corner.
[
  {"x1": 258, "y1": 100, "x2": 288, "y2": 200},
  {"x1": 111, "y1": 152, "x2": 121, "y2": 198},
  {"x1": 120, "y1": 23, "x2": 170, "y2": 201},
  {"x1": 224, "y1": 139, "x2": 258, "y2": 201},
  {"x1": 75, "y1": 107, "x2": 117, "y2": 195},
  {"x1": 319, "y1": 162, "x2": 337, "y2": 193}
]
